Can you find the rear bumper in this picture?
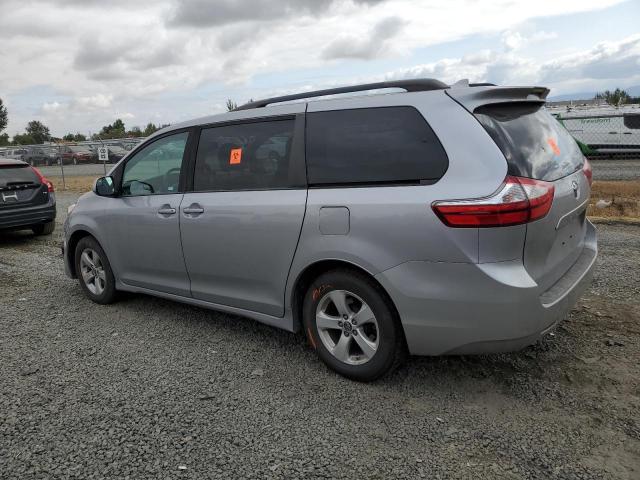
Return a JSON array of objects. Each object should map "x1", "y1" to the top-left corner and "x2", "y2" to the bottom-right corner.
[
  {"x1": 376, "y1": 220, "x2": 598, "y2": 356},
  {"x1": 0, "y1": 197, "x2": 56, "y2": 231}
]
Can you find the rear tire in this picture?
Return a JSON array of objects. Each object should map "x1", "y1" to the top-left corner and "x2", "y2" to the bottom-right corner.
[
  {"x1": 74, "y1": 236, "x2": 117, "y2": 304},
  {"x1": 302, "y1": 269, "x2": 406, "y2": 382},
  {"x1": 32, "y1": 221, "x2": 55, "y2": 236}
]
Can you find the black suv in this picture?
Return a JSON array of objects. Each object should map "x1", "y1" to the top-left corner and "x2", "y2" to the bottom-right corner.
[{"x1": 0, "y1": 159, "x2": 56, "y2": 235}]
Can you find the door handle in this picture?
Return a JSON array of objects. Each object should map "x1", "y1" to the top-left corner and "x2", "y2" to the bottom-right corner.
[
  {"x1": 183, "y1": 204, "x2": 204, "y2": 216},
  {"x1": 157, "y1": 206, "x2": 176, "y2": 215}
]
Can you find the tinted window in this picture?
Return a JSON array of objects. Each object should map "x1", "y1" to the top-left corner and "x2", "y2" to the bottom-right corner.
[
  {"x1": 194, "y1": 119, "x2": 295, "y2": 191},
  {"x1": 0, "y1": 165, "x2": 39, "y2": 187},
  {"x1": 624, "y1": 114, "x2": 640, "y2": 129},
  {"x1": 306, "y1": 107, "x2": 448, "y2": 186},
  {"x1": 474, "y1": 103, "x2": 584, "y2": 182},
  {"x1": 122, "y1": 132, "x2": 188, "y2": 196},
  {"x1": 70, "y1": 146, "x2": 91, "y2": 153}
]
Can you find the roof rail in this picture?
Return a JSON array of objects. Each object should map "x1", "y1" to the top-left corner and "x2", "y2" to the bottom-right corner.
[{"x1": 235, "y1": 78, "x2": 449, "y2": 111}]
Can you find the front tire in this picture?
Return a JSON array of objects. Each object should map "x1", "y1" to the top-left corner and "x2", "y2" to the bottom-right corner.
[
  {"x1": 302, "y1": 269, "x2": 406, "y2": 381},
  {"x1": 74, "y1": 236, "x2": 117, "y2": 304}
]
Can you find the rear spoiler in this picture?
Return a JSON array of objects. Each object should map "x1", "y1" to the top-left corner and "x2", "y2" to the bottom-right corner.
[{"x1": 446, "y1": 86, "x2": 550, "y2": 112}]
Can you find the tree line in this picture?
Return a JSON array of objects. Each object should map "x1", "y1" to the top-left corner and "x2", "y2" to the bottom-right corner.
[
  {"x1": 594, "y1": 88, "x2": 639, "y2": 106},
  {"x1": 0, "y1": 98, "x2": 164, "y2": 147}
]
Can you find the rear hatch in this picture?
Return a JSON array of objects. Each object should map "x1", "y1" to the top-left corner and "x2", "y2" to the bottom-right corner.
[
  {"x1": 472, "y1": 100, "x2": 590, "y2": 290},
  {"x1": 0, "y1": 162, "x2": 48, "y2": 209}
]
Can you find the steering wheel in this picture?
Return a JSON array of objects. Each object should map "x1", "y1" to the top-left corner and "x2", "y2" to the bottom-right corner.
[
  {"x1": 164, "y1": 167, "x2": 181, "y2": 191},
  {"x1": 122, "y1": 179, "x2": 155, "y2": 195}
]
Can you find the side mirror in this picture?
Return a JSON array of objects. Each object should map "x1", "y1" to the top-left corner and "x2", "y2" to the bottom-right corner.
[{"x1": 94, "y1": 176, "x2": 116, "y2": 196}]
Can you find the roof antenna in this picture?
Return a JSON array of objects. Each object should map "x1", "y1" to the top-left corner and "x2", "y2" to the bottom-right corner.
[{"x1": 451, "y1": 79, "x2": 469, "y2": 88}]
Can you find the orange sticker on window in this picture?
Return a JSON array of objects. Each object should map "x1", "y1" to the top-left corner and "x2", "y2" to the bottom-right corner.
[
  {"x1": 229, "y1": 147, "x2": 242, "y2": 165},
  {"x1": 547, "y1": 138, "x2": 560, "y2": 156}
]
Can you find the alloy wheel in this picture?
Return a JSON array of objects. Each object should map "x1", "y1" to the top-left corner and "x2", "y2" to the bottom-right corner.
[
  {"x1": 315, "y1": 290, "x2": 379, "y2": 365},
  {"x1": 80, "y1": 248, "x2": 107, "y2": 295}
]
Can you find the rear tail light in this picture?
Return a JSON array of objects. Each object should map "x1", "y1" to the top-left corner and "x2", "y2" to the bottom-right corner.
[
  {"x1": 31, "y1": 166, "x2": 55, "y2": 192},
  {"x1": 582, "y1": 159, "x2": 593, "y2": 186},
  {"x1": 432, "y1": 176, "x2": 554, "y2": 228}
]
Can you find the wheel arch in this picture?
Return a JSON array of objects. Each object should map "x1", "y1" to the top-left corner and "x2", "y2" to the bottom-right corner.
[
  {"x1": 66, "y1": 229, "x2": 95, "y2": 277},
  {"x1": 290, "y1": 259, "x2": 403, "y2": 335}
]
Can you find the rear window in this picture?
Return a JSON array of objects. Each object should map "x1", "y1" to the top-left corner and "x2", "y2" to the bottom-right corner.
[
  {"x1": 0, "y1": 165, "x2": 39, "y2": 187},
  {"x1": 474, "y1": 103, "x2": 584, "y2": 182},
  {"x1": 306, "y1": 106, "x2": 448, "y2": 186}
]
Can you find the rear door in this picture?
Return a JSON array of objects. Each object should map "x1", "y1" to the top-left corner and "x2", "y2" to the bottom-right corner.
[
  {"x1": 180, "y1": 114, "x2": 307, "y2": 317},
  {"x1": 472, "y1": 101, "x2": 590, "y2": 290}
]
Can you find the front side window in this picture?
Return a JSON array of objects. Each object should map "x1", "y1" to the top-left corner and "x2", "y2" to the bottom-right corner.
[
  {"x1": 193, "y1": 119, "x2": 295, "y2": 192},
  {"x1": 122, "y1": 132, "x2": 188, "y2": 196}
]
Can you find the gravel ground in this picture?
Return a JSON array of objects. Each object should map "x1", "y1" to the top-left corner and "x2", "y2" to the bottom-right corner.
[{"x1": 0, "y1": 192, "x2": 639, "y2": 479}]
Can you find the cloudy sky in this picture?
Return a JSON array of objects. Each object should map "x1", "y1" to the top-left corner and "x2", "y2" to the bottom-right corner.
[{"x1": 1, "y1": 0, "x2": 639, "y2": 137}]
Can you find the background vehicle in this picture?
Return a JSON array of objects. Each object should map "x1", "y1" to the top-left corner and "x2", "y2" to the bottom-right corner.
[
  {"x1": 107, "y1": 145, "x2": 128, "y2": 163},
  {"x1": 22, "y1": 146, "x2": 58, "y2": 166},
  {"x1": 57, "y1": 145, "x2": 96, "y2": 165},
  {"x1": 0, "y1": 159, "x2": 56, "y2": 234},
  {"x1": 548, "y1": 104, "x2": 640, "y2": 150},
  {"x1": 2, "y1": 148, "x2": 28, "y2": 161},
  {"x1": 63, "y1": 79, "x2": 597, "y2": 381}
]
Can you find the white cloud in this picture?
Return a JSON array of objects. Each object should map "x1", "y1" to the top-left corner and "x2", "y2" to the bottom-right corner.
[
  {"x1": 42, "y1": 101, "x2": 63, "y2": 113},
  {"x1": 502, "y1": 29, "x2": 559, "y2": 51},
  {"x1": 502, "y1": 31, "x2": 524, "y2": 51},
  {"x1": 74, "y1": 94, "x2": 114, "y2": 110},
  {"x1": 0, "y1": 0, "x2": 630, "y2": 135},
  {"x1": 385, "y1": 33, "x2": 640, "y2": 94}
]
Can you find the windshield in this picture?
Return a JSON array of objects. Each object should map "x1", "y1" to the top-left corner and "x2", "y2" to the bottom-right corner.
[
  {"x1": 70, "y1": 146, "x2": 91, "y2": 153},
  {"x1": 474, "y1": 103, "x2": 584, "y2": 182}
]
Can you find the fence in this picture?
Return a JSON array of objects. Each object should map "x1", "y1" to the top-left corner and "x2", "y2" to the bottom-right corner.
[
  {"x1": 554, "y1": 112, "x2": 640, "y2": 159},
  {"x1": 0, "y1": 137, "x2": 146, "y2": 188}
]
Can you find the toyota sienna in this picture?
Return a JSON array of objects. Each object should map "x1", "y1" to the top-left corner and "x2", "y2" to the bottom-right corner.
[{"x1": 63, "y1": 79, "x2": 597, "y2": 381}]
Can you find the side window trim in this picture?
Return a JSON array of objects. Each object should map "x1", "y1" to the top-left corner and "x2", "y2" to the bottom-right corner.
[
  {"x1": 117, "y1": 128, "x2": 193, "y2": 197},
  {"x1": 186, "y1": 114, "x2": 306, "y2": 193}
]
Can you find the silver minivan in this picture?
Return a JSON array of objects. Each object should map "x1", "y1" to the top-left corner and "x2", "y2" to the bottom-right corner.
[{"x1": 63, "y1": 79, "x2": 597, "y2": 381}]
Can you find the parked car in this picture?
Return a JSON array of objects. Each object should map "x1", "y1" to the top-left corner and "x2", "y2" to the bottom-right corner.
[
  {"x1": 107, "y1": 146, "x2": 128, "y2": 163},
  {"x1": 22, "y1": 146, "x2": 57, "y2": 166},
  {"x1": 57, "y1": 145, "x2": 96, "y2": 165},
  {"x1": 3, "y1": 148, "x2": 28, "y2": 161},
  {"x1": 62, "y1": 79, "x2": 597, "y2": 381},
  {"x1": 0, "y1": 158, "x2": 56, "y2": 235},
  {"x1": 41, "y1": 147, "x2": 61, "y2": 166}
]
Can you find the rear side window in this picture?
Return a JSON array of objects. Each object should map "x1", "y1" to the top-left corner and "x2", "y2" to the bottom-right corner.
[
  {"x1": 0, "y1": 165, "x2": 39, "y2": 187},
  {"x1": 306, "y1": 107, "x2": 448, "y2": 186},
  {"x1": 194, "y1": 119, "x2": 295, "y2": 192},
  {"x1": 474, "y1": 103, "x2": 584, "y2": 182}
]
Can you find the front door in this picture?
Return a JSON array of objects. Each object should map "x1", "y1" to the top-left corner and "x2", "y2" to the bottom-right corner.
[
  {"x1": 180, "y1": 116, "x2": 307, "y2": 317},
  {"x1": 102, "y1": 131, "x2": 191, "y2": 296}
]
